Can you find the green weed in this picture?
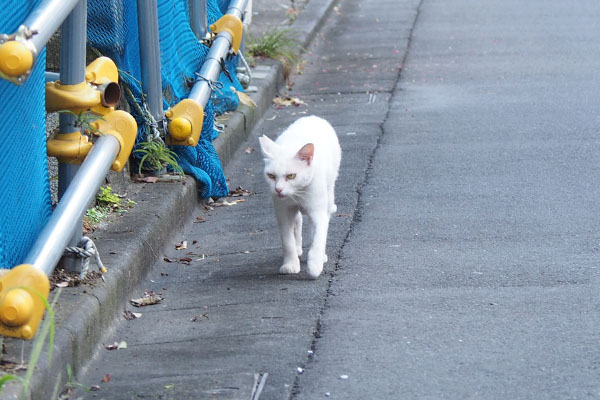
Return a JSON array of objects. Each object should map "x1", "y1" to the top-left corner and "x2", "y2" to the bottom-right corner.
[
  {"x1": 96, "y1": 186, "x2": 121, "y2": 209},
  {"x1": 246, "y1": 28, "x2": 301, "y2": 74},
  {"x1": 133, "y1": 139, "x2": 184, "y2": 176},
  {"x1": 84, "y1": 186, "x2": 136, "y2": 230},
  {"x1": 57, "y1": 110, "x2": 105, "y2": 136}
]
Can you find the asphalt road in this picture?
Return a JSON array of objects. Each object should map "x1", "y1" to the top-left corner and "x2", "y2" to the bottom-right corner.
[{"x1": 75, "y1": 0, "x2": 600, "y2": 399}]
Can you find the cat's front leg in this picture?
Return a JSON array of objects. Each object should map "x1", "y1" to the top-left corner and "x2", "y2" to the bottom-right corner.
[
  {"x1": 306, "y1": 211, "x2": 330, "y2": 279},
  {"x1": 294, "y1": 210, "x2": 303, "y2": 257},
  {"x1": 275, "y1": 203, "x2": 301, "y2": 274}
]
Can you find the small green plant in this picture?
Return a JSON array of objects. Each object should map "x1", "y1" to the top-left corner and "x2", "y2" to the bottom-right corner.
[
  {"x1": 57, "y1": 110, "x2": 105, "y2": 136},
  {"x1": 133, "y1": 139, "x2": 184, "y2": 176},
  {"x1": 84, "y1": 205, "x2": 110, "y2": 227},
  {"x1": 60, "y1": 363, "x2": 93, "y2": 397},
  {"x1": 246, "y1": 28, "x2": 300, "y2": 74},
  {"x1": 96, "y1": 186, "x2": 121, "y2": 209},
  {"x1": 84, "y1": 186, "x2": 136, "y2": 230}
]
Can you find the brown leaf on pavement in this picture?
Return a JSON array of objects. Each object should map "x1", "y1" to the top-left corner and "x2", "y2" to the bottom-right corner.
[
  {"x1": 130, "y1": 290, "x2": 163, "y2": 307},
  {"x1": 273, "y1": 96, "x2": 307, "y2": 108},
  {"x1": 123, "y1": 310, "x2": 142, "y2": 320},
  {"x1": 229, "y1": 186, "x2": 253, "y2": 197}
]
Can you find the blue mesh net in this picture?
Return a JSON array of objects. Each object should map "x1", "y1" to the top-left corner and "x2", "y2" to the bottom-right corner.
[
  {"x1": 0, "y1": 1, "x2": 52, "y2": 269},
  {"x1": 87, "y1": 0, "x2": 244, "y2": 198}
]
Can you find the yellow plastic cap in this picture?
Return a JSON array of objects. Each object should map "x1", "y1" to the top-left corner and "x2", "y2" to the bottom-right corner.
[
  {"x1": 0, "y1": 288, "x2": 34, "y2": 327},
  {"x1": 0, "y1": 41, "x2": 33, "y2": 77},
  {"x1": 169, "y1": 117, "x2": 192, "y2": 140},
  {"x1": 0, "y1": 264, "x2": 49, "y2": 340}
]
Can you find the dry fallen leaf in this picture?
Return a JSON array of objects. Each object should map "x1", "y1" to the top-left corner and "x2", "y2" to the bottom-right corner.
[
  {"x1": 123, "y1": 310, "x2": 142, "y2": 320},
  {"x1": 273, "y1": 96, "x2": 307, "y2": 108},
  {"x1": 231, "y1": 87, "x2": 256, "y2": 108},
  {"x1": 135, "y1": 176, "x2": 159, "y2": 183},
  {"x1": 105, "y1": 341, "x2": 127, "y2": 350},
  {"x1": 175, "y1": 241, "x2": 188, "y2": 251},
  {"x1": 190, "y1": 313, "x2": 209, "y2": 322},
  {"x1": 101, "y1": 374, "x2": 111, "y2": 383},
  {"x1": 244, "y1": 146, "x2": 254, "y2": 154},
  {"x1": 130, "y1": 290, "x2": 163, "y2": 307},
  {"x1": 194, "y1": 216, "x2": 206, "y2": 223},
  {"x1": 229, "y1": 186, "x2": 253, "y2": 197},
  {"x1": 55, "y1": 282, "x2": 69, "y2": 288},
  {"x1": 213, "y1": 199, "x2": 245, "y2": 207},
  {"x1": 0, "y1": 359, "x2": 28, "y2": 373}
]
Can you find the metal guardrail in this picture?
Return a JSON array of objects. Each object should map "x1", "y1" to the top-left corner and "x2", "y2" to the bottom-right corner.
[{"x1": 0, "y1": 0, "x2": 251, "y2": 340}]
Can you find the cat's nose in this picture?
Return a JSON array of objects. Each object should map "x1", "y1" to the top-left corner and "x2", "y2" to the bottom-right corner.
[{"x1": 275, "y1": 188, "x2": 283, "y2": 194}]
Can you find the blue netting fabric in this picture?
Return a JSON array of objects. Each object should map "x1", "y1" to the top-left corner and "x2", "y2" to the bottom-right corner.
[
  {"x1": 87, "y1": 0, "x2": 243, "y2": 198},
  {"x1": 0, "y1": 2, "x2": 52, "y2": 268}
]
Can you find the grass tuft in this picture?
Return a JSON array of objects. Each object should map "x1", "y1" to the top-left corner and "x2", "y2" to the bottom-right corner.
[{"x1": 246, "y1": 28, "x2": 301, "y2": 75}]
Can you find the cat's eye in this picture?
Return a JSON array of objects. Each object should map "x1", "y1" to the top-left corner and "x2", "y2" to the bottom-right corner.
[
  {"x1": 286, "y1": 174, "x2": 296, "y2": 180},
  {"x1": 267, "y1": 173, "x2": 276, "y2": 180}
]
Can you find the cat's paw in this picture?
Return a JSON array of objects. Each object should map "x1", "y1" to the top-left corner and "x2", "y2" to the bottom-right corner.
[
  {"x1": 329, "y1": 203, "x2": 337, "y2": 214},
  {"x1": 306, "y1": 262, "x2": 323, "y2": 279},
  {"x1": 297, "y1": 246, "x2": 303, "y2": 257},
  {"x1": 280, "y1": 260, "x2": 301, "y2": 274}
]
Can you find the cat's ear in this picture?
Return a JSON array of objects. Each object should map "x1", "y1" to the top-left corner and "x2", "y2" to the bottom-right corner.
[
  {"x1": 297, "y1": 143, "x2": 314, "y2": 166},
  {"x1": 258, "y1": 135, "x2": 276, "y2": 159}
]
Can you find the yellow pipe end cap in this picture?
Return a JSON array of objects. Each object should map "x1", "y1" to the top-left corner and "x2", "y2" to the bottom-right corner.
[
  {"x1": 165, "y1": 99, "x2": 204, "y2": 146},
  {"x1": 0, "y1": 41, "x2": 33, "y2": 77},
  {"x1": 210, "y1": 14, "x2": 243, "y2": 54},
  {"x1": 0, "y1": 288, "x2": 34, "y2": 327},
  {"x1": 0, "y1": 264, "x2": 50, "y2": 340},
  {"x1": 169, "y1": 117, "x2": 192, "y2": 140}
]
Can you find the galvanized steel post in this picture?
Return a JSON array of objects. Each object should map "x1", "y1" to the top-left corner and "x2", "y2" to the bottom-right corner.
[
  {"x1": 190, "y1": 0, "x2": 209, "y2": 40},
  {"x1": 137, "y1": 0, "x2": 164, "y2": 122},
  {"x1": 57, "y1": 0, "x2": 87, "y2": 273}
]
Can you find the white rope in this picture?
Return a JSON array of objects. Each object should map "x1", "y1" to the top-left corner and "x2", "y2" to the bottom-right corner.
[{"x1": 63, "y1": 236, "x2": 106, "y2": 280}]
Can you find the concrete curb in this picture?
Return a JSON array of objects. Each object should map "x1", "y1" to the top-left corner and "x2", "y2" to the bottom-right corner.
[{"x1": 0, "y1": 0, "x2": 338, "y2": 398}]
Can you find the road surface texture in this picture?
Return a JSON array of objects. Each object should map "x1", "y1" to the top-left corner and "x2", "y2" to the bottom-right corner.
[{"x1": 75, "y1": 0, "x2": 600, "y2": 398}]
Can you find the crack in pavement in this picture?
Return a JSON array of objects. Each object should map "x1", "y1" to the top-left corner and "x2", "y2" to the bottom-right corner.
[{"x1": 290, "y1": 0, "x2": 426, "y2": 397}]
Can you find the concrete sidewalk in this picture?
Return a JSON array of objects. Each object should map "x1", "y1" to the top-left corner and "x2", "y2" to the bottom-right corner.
[
  {"x1": 0, "y1": 1, "x2": 338, "y2": 398},
  {"x1": 72, "y1": 0, "x2": 420, "y2": 398}
]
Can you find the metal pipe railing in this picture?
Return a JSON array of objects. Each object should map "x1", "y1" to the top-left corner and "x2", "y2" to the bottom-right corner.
[
  {"x1": 188, "y1": 0, "x2": 248, "y2": 108},
  {"x1": 23, "y1": 135, "x2": 121, "y2": 276},
  {"x1": 137, "y1": 0, "x2": 164, "y2": 121},
  {"x1": 24, "y1": 0, "x2": 80, "y2": 55}
]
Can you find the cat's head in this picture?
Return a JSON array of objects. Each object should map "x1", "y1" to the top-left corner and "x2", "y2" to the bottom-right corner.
[{"x1": 258, "y1": 135, "x2": 314, "y2": 199}]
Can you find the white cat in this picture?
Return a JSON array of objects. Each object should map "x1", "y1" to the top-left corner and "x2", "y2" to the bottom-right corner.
[{"x1": 259, "y1": 116, "x2": 341, "y2": 279}]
